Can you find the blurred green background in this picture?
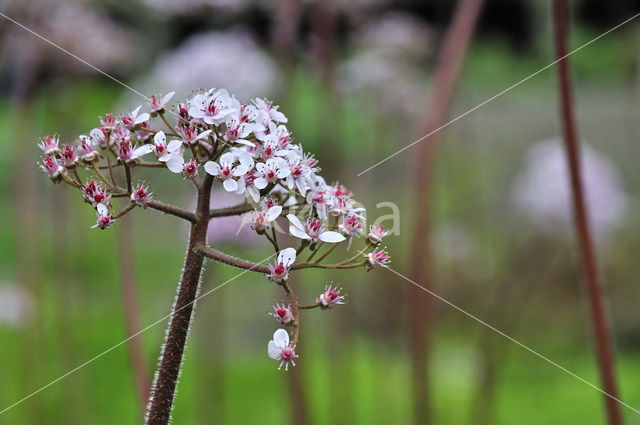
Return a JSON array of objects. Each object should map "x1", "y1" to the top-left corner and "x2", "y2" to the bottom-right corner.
[{"x1": 2, "y1": 0, "x2": 640, "y2": 424}]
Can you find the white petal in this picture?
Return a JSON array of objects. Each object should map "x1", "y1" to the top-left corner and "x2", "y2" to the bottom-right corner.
[
  {"x1": 247, "y1": 186, "x2": 260, "y2": 202},
  {"x1": 273, "y1": 329, "x2": 290, "y2": 348},
  {"x1": 238, "y1": 154, "x2": 254, "y2": 170},
  {"x1": 163, "y1": 91, "x2": 175, "y2": 104},
  {"x1": 219, "y1": 152, "x2": 236, "y2": 164},
  {"x1": 268, "y1": 340, "x2": 280, "y2": 359},
  {"x1": 197, "y1": 129, "x2": 212, "y2": 139},
  {"x1": 319, "y1": 231, "x2": 346, "y2": 243},
  {"x1": 223, "y1": 178, "x2": 238, "y2": 192},
  {"x1": 276, "y1": 168, "x2": 291, "y2": 179},
  {"x1": 96, "y1": 203, "x2": 108, "y2": 215},
  {"x1": 135, "y1": 112, "x2": 150, "y2": 124},
  {"x1": 167, "y1": 139, "x2": 183, "y2": 152},
  {"x1": 286, "y1": 214, "x2": 304, "y2": 231},
  {"x1": 204, "y1": 161, "x2": 221, "y2": 176},
  {"x1": 236, "y1": 139, "x2": 256, "y2": 147},
  {"x1": 166, "y1": 154, "x2": 184, "y2": 173},
  {"x1": 233, "y1": 165, "x2": 249, "y2": 177},
  {"x1": 256, "y1": 163, "x2": 268, "y2": 174},
  {"x1": 154, "y1": 131, "x2": 166, "y2": 145},
  {"x1": 235, "y1": 178, "x2": 247, "y2": 194},
  {"x1": 132, "y1": 144, "x2": 154, "y2": 159},
  {"x1": 267, "y1": 206, "x2": 282, "y2": 221},
  {"x1": 131, "y1": 105, "x2": 142, "y2": 116},
  {"x1": 295, "y1": 179, "x2": 309, "y2": 196},
  {"x1": 278, "y1": 247, "x2": 296, "y2": 266},
  {"x1": 188, "y1": 107, "x2": 204, "y2": 118},
  {"x1": 254, "y1": 178, "x2": 268, "y2": 189},
  {"x1": 289, "y1": 226, "x2": 310, "y2": 240}
]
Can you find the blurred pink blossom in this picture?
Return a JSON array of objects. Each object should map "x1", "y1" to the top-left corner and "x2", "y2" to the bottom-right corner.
[
  {"x1": 141, "y1": 30, "x2": 280, "y2": 100},
  {"x1": 207, "y1": 190, "x2": 261, "y2": 246},
  {"x1": 511, "y1": 138, "x2": 628, "y2": 240}
]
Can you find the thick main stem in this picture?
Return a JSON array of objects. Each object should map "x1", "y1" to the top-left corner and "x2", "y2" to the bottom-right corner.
[
  {"x1": 552, "y1": 2, "x2": 623, "y2": 425},
  {"x1": 408, "y1": 0, "x2": 483, "y2": 423},
  {"x1": 146, "y1": 176, "x2": 213, "y2": 425}
]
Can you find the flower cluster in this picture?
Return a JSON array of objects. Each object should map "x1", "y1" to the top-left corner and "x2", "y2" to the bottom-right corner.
[{"x1": 37, "y1": 88, "x2": 391, "y2": 371}]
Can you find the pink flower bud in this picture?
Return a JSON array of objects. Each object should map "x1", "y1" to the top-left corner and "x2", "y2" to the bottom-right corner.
[
  {"x1": 270, "y1": 303, "x2": 294, "y2": 324},
  {"x1": 365, "y1": 225, "x2": 388, "y2": 246},
  {"x1": 317, "y1": 284, "x2": 345, "y2": 309},
  {"x1": 131, "y1": 184, "x2": 152, "y2": 207},
  {"x1": 364, "y1": 248, "x2": 390, "y2": 270}
]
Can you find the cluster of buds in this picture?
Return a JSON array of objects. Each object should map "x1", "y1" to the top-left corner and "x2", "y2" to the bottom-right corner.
[{"x1": 37, "y1": 87, "x2": 391, "y2": 371}]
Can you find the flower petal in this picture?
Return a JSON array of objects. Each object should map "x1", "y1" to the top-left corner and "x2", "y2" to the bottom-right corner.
[
  {"x1": 166, "y1": 154, "x2": 184, "y2": 173},
  {"x1": 135, "y1": 112, "x2": 150, "y2": 124},
  {"x1": 167, "y1": 139, "x2": 183, "y2": 152},
  {"x1": 223, "y1": 178, "x2": 238, "y2": 192},
  {"x1": 132, "y1": 144, "x2": 154, "y2": 159},
  {"x1": 278, "y1": 247, "x2": 296, "y2": 266},
  {"x1": 289, "y1": 225, "x2": 310, "y2": 240},
  {"x1": 286, "y1": 214, "x2": 304, "y2": 231},
  {"x1": 96, "y1": 203, "x2": 108, "y2": 215},
  {"x1": 204, "y1": 161, "x2": 221, "y2": 176},
  {"x1": 319, "y1": 231, "x2": 346, "y2": 243},
  {"x1": 273, "y1": 328, "x2": 289, "y2": 348},
  {"x1": 154, "y1": 131, "x2": 166, "y2": 145},
  {"x1": 267, "y1": 206, "x2": 282, "y2": 221},
  {"x1": 268, "y1": 340, "x2": 280, "y2": 359}
]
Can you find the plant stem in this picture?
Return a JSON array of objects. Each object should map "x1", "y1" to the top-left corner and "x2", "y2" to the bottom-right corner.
[
  {"x1": 117, "y1": 214, "x2": 151, "y2": 410},
  {"x1": 552, "y1": 2, "x2": 623, "y2": 424},
  {"x1": 145, "y1": 174, "x2": 214, "y2": 425}
]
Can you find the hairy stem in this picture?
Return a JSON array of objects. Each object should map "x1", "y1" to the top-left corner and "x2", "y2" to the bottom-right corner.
[
  {"x1": 552, "y1": 2, "x2": 623, "y2": 424},
  {"x1": 145, "y1": 175, "x2": 214, "y2": 425}
]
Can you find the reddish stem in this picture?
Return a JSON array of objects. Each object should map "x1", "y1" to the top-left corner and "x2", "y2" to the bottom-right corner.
[
  {"x1": 117, "y1": 214, "x2": 151, "y2": 410},
  {"x1": 408, "y1": 0, "x2": 484, "y2": 423},
  {"x1": 552, "y1": 2, "x2": 623, "y2": 424}
]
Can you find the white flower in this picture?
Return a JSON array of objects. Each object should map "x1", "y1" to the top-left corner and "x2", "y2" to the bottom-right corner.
[
  {"x1": 204, "y1": 152, "x2": 254, "y2": 192},
  {"x1": 121, "y1": 105, "x2": 150, "y2": 128},
  {"x1": 255, "y1": 157, "x2": 290, "y2": 188},
  {"x1": 223, "y1": 115, "x2": 255, "y2": 147},
  {"x1": 92, "y1": 203, "x2": 114, "y2": 229},
  {"x1": 188, "y1": 90, "x2": 235, "y2": 125},
  {"x1": 254, "y1": 98, "x2": 287, "y2": 123},
  {"x1": 150, "y1": 91, "x2": 175, "y2": 113},
  {"x1": 249, "y1": 205, "x2": 282, "y2": 232},
  {"x1": 287, "y1": 214, "x2": 345, "y2": 243},
  {"x1": 235, "y1": 170, "x2": 267, "y2": 202},
  {"x1": 268, "y1": 247, "x2": 296, "y2": 283},
  {"x1": 267, "y1": 329, "x2": 297, "y2": 370},
  {"x1": 132, "y1": 131, "x2": 182, "y2": 161}
]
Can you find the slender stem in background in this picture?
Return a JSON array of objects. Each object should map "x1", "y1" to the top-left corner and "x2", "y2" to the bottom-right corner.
[
  {"x1": 408, "y1": 1, "x2": 484, "y2": 423},
  {"x1": 145, "y1": 174, "x2": 214, "y2": 425},
  {"x1": 209, "y1": 202, "x2": 253, "y2": 218},
  {"x1": 551, "y1": 2, "x2": 623, "y2": 424},
  {"x1": 117, "y1": 214, "x2": 151, "y2": 410},
  {"x1": 105, "y1": 132, "x2": 117, "y2": 185}
]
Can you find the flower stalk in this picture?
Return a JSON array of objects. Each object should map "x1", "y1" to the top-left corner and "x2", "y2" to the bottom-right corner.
[
  {"x1": 552, "y1": 2, "x2": 623, "y2": 424},
  {"x1": 408, "y1": 0, "x2": 484, "y2": 423}
]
